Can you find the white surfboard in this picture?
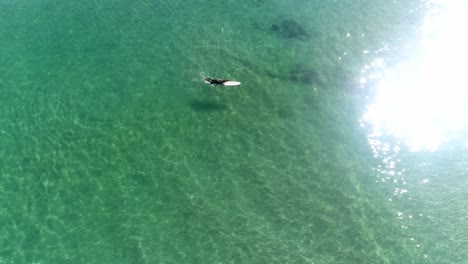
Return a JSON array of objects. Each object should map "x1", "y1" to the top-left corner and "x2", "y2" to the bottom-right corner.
[{"x1": 222, "y1": 81, "x2": 241, "y2": 86}]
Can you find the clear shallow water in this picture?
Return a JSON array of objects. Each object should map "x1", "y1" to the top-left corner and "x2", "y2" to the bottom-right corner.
[{"x1": 0, "y1": 0, "x2": 466, "y2": 263}]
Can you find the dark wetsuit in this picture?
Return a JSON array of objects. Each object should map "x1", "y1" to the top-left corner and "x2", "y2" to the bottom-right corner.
[{"x1": 205, "y1": 78, "x2": 230, "y2": 85}]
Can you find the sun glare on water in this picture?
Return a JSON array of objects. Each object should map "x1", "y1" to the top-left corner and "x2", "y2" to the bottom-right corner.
[{"x1": 362, "y1": 0, "x2": 468, "y2": 152}]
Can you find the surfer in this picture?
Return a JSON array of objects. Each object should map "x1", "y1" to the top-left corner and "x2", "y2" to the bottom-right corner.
[
  {"x1": 204, "y1": 78, "x2": 241, "y2": 86},
  {"x1": 204, "y1": 78, "x2": 230, "y2": 85}
]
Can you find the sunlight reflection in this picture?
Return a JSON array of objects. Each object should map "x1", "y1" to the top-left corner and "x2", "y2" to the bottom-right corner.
[{"x1": 362, "y1": 0, "x2": 468, "y2": 152}]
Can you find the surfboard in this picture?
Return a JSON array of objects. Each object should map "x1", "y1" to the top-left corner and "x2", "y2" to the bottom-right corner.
[{"x1": 222, "y1": 81, "x2": 241, "y2": 86}]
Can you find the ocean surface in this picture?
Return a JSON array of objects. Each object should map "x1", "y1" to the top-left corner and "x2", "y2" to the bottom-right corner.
[{"x1": 1, "y1": 0, "x2": 467, "y2": 263}]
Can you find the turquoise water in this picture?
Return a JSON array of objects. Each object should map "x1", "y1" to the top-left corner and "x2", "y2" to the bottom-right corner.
[{"x1": 1, "y1": 0, "x2": 467, "y2": 263}]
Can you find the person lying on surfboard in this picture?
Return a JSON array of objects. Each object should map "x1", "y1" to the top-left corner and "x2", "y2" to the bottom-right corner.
[{"x1": 204, "y1": 78, "x2": 241, "y2": 86}]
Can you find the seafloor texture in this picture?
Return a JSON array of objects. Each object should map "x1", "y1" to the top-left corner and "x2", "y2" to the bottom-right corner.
[{"x1": 0, "y1": 0, "x2": 465, "y2": 263}]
